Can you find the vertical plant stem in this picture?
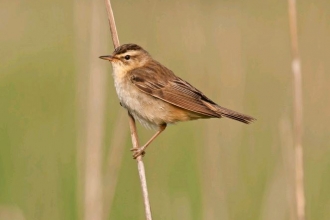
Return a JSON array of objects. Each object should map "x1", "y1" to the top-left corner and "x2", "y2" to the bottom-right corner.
[
  {"x1": 84, "y1": 1, "x2": 107, "y2": 220},
  {"x1": 103, "y1": 1, "x2": 153, "y2": 219},
  {"x1": 288, "y1": 1, "x2": 305, "y2": 220},
  {"x1": 128, "y1": 113, "x2": 152, "y2": 220},
  {"x1": 103, "y1": 0, "x2": 120, "y2": 48}
]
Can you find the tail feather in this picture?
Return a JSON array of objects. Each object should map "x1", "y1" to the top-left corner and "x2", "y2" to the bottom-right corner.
[
  {"x1": 201, "y1": 100, "x2": 255, "y2": 124},
  {"x1": 216, "y1": 105, "x2": 255, "y2": 124},
  {"x1": 217, "y1": 106, "x2": 256, "y2": 124}
]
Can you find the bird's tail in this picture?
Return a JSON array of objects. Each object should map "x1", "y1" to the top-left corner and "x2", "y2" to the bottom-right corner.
[
  {"x1": 202, "y1": 100, "x2": 255, "y2": 124},
  {"x1": 216, "y1": 105, "x2": 255, "y2": 124}
]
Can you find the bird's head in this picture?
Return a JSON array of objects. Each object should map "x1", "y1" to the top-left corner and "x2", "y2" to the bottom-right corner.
[{"x1": 99, "y1": 44, "x2": 151, "y2": 72}]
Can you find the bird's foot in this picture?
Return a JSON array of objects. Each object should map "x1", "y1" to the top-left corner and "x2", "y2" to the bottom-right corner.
[{"x1": 130, "y1": 147, "x2": 146, "y2": 159}]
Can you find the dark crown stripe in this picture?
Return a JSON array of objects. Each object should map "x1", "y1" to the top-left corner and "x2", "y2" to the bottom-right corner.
[{"x1": 114, "y1": 44, "x2": 143, "y2": 55}]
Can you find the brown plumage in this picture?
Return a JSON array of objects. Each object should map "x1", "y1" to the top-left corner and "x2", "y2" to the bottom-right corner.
[
  {"x1": 129, "y1": 61, "x2": 254, "y2": 124},
  {"x1": 100, "y1": 43, "x2": 255, "y2": 158}
]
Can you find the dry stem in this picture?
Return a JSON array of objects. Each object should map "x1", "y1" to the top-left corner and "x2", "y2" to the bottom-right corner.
[
  {"x1": 288, "y1": 0, "x2": 305, "y2": 219},
  {"x1": 103, "y1": 1, "x2": 153, "y2": 219},
  {"x1": 103, "y1": 0, "x2": 119, "y2": 48},
  {"x1": 83, "y1": 2, "x2": 107, "y2": 220},
  {"x1": 128, "y1": 113, "x2": 152, "y2": 220}
]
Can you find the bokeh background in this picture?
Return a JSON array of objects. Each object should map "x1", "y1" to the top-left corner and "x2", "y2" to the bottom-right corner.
[{"x1": 1, "y1": 0, "x2": 330, "y2": 220}]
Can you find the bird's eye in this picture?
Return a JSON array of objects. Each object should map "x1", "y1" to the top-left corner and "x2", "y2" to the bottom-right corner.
[{"x1": 124, "y1": 55, "x2": 130, "y2": 60}]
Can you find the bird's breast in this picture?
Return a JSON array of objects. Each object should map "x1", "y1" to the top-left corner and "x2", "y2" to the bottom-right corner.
[{"x1": 112, "y1": 71, "x2": 200, "y2": 129}]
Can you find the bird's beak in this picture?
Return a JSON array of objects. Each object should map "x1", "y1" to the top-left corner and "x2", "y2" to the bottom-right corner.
[{"x1": 99, "y1": 55, "x2": 115, "y2": 61}]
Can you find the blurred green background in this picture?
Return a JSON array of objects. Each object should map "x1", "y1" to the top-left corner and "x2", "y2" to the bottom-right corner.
[{"x1": 1, "y1": 0, "x2": 330, "y2": 220}]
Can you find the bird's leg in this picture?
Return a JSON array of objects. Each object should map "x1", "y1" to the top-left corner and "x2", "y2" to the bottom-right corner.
[{"x1": 131, "y1": 124, "x2": 167, "y2": 159}]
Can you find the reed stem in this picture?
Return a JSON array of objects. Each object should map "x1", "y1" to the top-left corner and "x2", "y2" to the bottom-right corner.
[
  {"x1": 103, "y1": 1, "x2": 153, "y2": 219},
  {"x1": 288, "y1": 1, "x2": 305, "y2": 219}
]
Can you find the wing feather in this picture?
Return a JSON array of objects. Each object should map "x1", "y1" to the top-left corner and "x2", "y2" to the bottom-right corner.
[{"x1": 129, "y1": 65, "x2": 220, "y2": 118}]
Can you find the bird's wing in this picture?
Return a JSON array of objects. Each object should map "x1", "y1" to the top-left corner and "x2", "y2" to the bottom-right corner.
[{"x1": 128, "y1": 66, "x2": 221, "y2": 118}]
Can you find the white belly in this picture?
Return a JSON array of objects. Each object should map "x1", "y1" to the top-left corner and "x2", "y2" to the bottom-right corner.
[{"x1": 114, "y1": 75, "x2": 169, "y2": 130}]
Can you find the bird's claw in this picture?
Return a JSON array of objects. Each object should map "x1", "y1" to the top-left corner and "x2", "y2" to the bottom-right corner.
[{"x1": 130, "y1": 148, "x2": 146, "y2": 159}]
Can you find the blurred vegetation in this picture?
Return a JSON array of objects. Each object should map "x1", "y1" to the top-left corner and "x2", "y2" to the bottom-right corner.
[{"x1": 1, "y1": 0, "x2": 330, "y2": 220}]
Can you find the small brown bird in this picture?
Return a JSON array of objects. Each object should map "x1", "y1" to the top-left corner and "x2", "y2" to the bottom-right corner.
[{"x1": 100, "y1": 44, "x2": 255, "y2": 159}]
